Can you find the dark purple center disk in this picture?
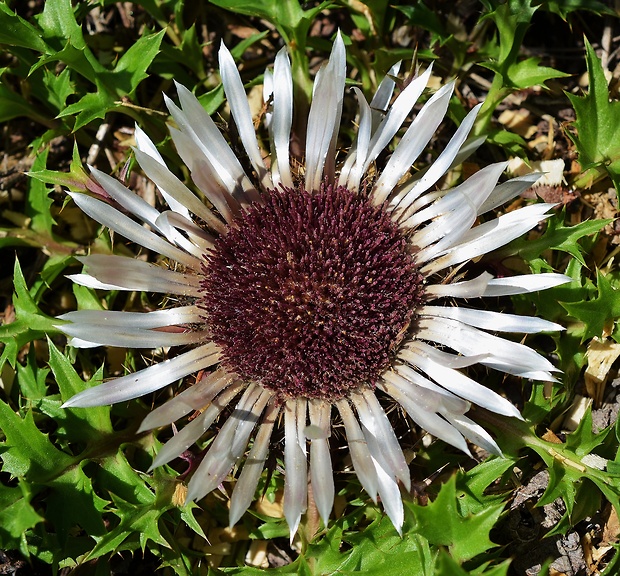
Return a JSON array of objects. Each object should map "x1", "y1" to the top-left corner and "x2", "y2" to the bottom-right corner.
[{"x1": 200, "y1": 185, "x2": 425, "y2": 401}]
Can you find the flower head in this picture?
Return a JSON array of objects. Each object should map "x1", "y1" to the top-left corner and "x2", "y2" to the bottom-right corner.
[{"x1": 59, "y1": 34, "x2": 569, "y2": 537}]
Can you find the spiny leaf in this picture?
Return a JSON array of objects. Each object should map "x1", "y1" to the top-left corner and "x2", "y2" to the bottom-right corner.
[
  {"x1": 317, "y1": 513, "x2": 434, "y2": 575},
  {"x1": 0, "y1": 484, "x2": 43, "y2": 552},
  {"x1": 107, "y1": 29, "x2": 165, "y2": 96},
  {"x1": 208, "y1": 0, "x2": 310, "y2": 32},
  {"x1": 410, "y1": 475, "x2": 504, "y2": 563},
  {"x1": 567, "y1": 38, "x2": 620, "y2": 193},
  {"x1": 46, "y1": 464, "x2": 108, "y2": 544},
  {"x1": 481, "y1": 0, "x2": 538, "y2": 66},
  {"x1": 16, "y1": 347, "x2": 49, "y2": 402},
  {"x1": 95, "y1": 451, "x2": 157, "y2": 507},
  {"x1": 85, "y1": 493, "x2": 170, "y2": 560},
  {"x1": 482, "y1": 56, "x2": 568, "y2": 90},
  {"x1": 544, "y1": 0, "x2": 614, "y2": 20},
  {"x1": 0, "y1": 259, "x2": 60, "y2": 369},
  {"x1": 537, "y1": 458, "x2": 581, "y2": 518},
  {"x1": 35, "y1": 0, "x2": 85, "y2": 51},
  {"x1": 224, "y1": 508, "x2": 434, "y2": 575},
  {"x1": 31, "y1": 41, "x2": 105, "y2": 83},
  {"x1": 456, "y1": 458, "x2": 515, "y2": 511},
  {"x1": 565, "y1": 408, "x2": 610, "y2": 458},
  {"x1": 25, "y1": 148, "x2": 55, "y2": 235},
  {"x1": 57, "y1": 86, "x2": 116, "y2": 131},
  {"x1": 41, "y1": 67, "x2": 74, "y2": 111},
  {"x1": 0, "y1": 3, "x2": 48, "y2": 52},
  {"x1": 0, "y1": 400, "x2": 75, "y2": 482},
  {"x1": 46, "y1": 340, "x2": 114, "y2": 442},
  {"x1": 561, "y1": 271, "x2": 620, "y2": 340},
  {"x1": 28, "y1": 141, "x2": 90, "y2": 191}
]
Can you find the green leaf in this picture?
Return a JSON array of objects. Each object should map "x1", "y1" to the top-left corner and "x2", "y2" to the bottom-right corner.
[
  {"x1": 0, "y1": 484, "x2": 43, "y2": 551},
  {"x1": 392, "y1": 3, "x2": 447, "y2": 38},
  {"x1": 16, "y1": 347, "x2": 49, "y2": 402},
  {"x1": 209, "y1": 0, "x2": 307, "y2": 31},
  {"x1": 28, "y1": 140, "x2": 90, "y2": 191},
  {"x1": 57, "y1": 86, "x2": 116, "y2": 131},
  {"x1": 46, "y1": 464, "x2": 108, "y2": 543},
  {"x1": 32, "y1": 41, "x2": 105, "y2": 84},
  {"x1": 0, "y1": 388, "x2": 108, "y2": 546},
  {"x1": 484, "y1": 128, "x2": 527, "y2": 155},
  {"x1": 482, "y1": 57, "x2": 568, "y2": 90},
  {"x1": 543, "y1": 0, "x2": 614, "y2": 20},
  {"x1": 72, "y1": 283, "x2": 107, "y2": 311},
  {"x1": 36, "y1": 0, "x2": 86, "y2": 50},
  {"x1": 208, "y1": 0, "x2": 330, "y2": 106},
  {"x1": 481, "y1": 0, "x2": 538, "y2": 67},
  {"x1": 410, "y1": 475, "x2": 504, "y2": 563},
  {"x1": 458, "y1": 458, "x2": 515, "y2": 509},
  {"x1": 538, "y1": 458, "x2": 580, "y2": 518},
  {"x1": 0, "y1": 4, "x2": 48, "y2": 51},
  {"x1": 480, "y1": 413, "x2": 620, "y2": 542},
  {"x1": 561, "y1": 271, "x2": 620, "y2": 340},
  {"x1": 84, "y1": 481, "x2": 170, "y2": 560},
  {"x1": 95, "y1": 451, "x2": 157, "y2": 507},
  {"x1": 28, "y1": 254, "x2": 76, "y2": 303},
  {"x1": 567, "y1": 38, "x2": 620, "y2": 193},
  {"x1": 107, "y1": 29, "x2": 165, "y2": 96},
  {"x1": 25, "y1": 147, "x2": 55, "y2": 235},
  {"x1": 0, "y1": 259, "x2": 61, "y2": 370},
  {"x1": 176, "y1": 24, "x2": 205, "y2": 77},
  {"x1": 347, "y1": 0, "x2": 389, "y2": 36},
  {"x1": 0, "y1": 400, "x2": 75, "y2": 482},
  {"x1": 565, "y1": 408, "x2": 610, "y2": 458},
  {"x1": 317, "y1": 514, "x2": 433, "y2": 575},
  {"x1": 41, "y1": 67, "x2": 74, "y2": 111},
  {"x1": 499, "y1": 211, "x2": 610, "y2": 265},
  {"x1": 47, "y1": 340, "x2": 114, "y2": 442},
  {"x1": 535, "y1": 417, "x2": 607, "y2": 537},
  {"x1": 0, "y1": 80, "x2": 39, "y2": 123},
  {"x1": 505, "y1": 57, "x2": 568, "y2": 89}
]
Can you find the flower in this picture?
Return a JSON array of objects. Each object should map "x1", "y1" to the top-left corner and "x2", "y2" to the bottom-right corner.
[{"x1": 59, "y1": 34, "x2": 569, "y2": 537}]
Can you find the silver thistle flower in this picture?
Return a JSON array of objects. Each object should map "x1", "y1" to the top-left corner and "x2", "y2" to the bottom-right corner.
[{"x1": 59, "y1": 34, "x2": 569, "y2": 537}]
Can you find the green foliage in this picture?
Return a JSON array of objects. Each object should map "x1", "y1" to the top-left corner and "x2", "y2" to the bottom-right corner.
[
  {"x1": 568, "y1": 38, "x2": 620, "y2": 194},
  {"x1": 562, "y1": 270, "x2": 620, "y2": 341},
  {"x1": 0, "y1": 260, "x2": 61, "y2": 370},
  {"x1": 482, "y1": 409, "x2": 620, "y2": 540},
  {"x1": 544, "y1": 0, "x2": 614, "y2": 19},
  {"x1": 474, "y1": 0, "x2": 568, "y2": 134},
  {"x1": 409, "y1": 475, "x2": 505, "y2": 564},
  {"x1": 0, "y1": 0, "x2": 171, "y2": 141},
  {"x1": 0, "y1": 339, "x2": 206, "y2": 571},
  {"x1": 219, "y1": 461, "x2": 513, "y2": 575},
  {"x1": 209, "y1": 0, "x2": 333, "y2": 105}
]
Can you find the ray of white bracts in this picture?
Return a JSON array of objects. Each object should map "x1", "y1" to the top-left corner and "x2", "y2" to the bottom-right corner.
[
  {"x1": 305, "y1": 33, "x2": 346, "y2": 191},
  {"x1": 56, "y1": 305, "x2": 205, "y2": 349},
  {"x1": 67, "y1": 255, "x2": 202, "y2": 296},
  {"x1": 61, "y1": 343, "x2": 221, "y2": 408},
  {"x1": 268, "y1": 48, "x2": 294, "y2": 188},
  {"x1": 185, "y1": 384, "x2": 273, "y2": 503},
  {"x1": 229, "y1": 402, "x2": 280, "y2": 528},
  {"x1": 283, "y1": 398, "x2": 308, "y2": 540},
  {"x1": 56, "y1": 33, "x2": 576, "y2": 540}
]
